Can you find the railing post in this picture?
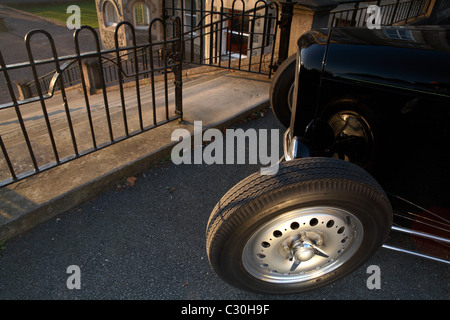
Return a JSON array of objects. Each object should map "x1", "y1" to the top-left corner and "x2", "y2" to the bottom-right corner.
[
  {"x1": 15, "y1": 80, "x2": 33, "y2": 100},
  {"x1": 424, "y1": 0, "x2": 433, "y2": 16},
  {"x1": 81, "y1": 58, "x2": 103, "y2": 95},
  {"x1": 274, "y1": 0, "x2": 342, "y2": 70},
  {"x1": 172, "y1": 16, "x2": 183, "y2": 123},
  {"x1": 350, "y1": 2, "x2": 360, "y2": 26},
  {"x1": 174, "y1": 65, "x2": 183, "y2": 123},
  {"x1": 0, "y1": 17, "x2": 7, "y2": 32},
  {"x1": 405, "y1": 0, "x2": 415, "y2": 23},
  {"x1": 276, "y1": 0, "x2": 294, "y2": 68},
  {"x1": 391, "y1": 0, "x2": 400, "y2": 24}
]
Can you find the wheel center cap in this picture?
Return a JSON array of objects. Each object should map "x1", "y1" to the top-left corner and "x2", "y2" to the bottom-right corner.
[{"x1": 294, "y1": 244, "x2": 315, "y2": 262}]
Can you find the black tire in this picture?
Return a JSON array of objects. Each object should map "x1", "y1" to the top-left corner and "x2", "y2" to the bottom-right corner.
[
  {"x1": 270, "y1": 54, "x2": 296, "y2": 128},
  {"x1": 206, "y1": 157, "x2": 392, "y2": 294}
]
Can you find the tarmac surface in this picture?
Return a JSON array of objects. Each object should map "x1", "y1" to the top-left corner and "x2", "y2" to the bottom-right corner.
[
  {"x1": 0, "y1": 3, "x2": 273, "y2": 243},
  {"x1": 0, "y1": 110, "x2": 449, "y2": 302}
]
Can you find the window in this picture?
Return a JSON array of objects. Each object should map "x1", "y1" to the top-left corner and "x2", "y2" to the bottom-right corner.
[
  {"x1": 133, "y1": 2, "x2": 151, "y2": 29},
  {"x1": 104, "y1": 1, "x2": 118, "y2": 27},
  {"x1": 184, "y1": 0, "x2": 197, "y2": 34},
  {"x1": 225, "y1": 9, "x2": 250, "y2": 56}
]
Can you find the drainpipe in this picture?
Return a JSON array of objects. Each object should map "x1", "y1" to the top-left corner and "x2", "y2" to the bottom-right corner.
[{"x1": 276, "y1": 0, "x2": 295, "y2": 69}]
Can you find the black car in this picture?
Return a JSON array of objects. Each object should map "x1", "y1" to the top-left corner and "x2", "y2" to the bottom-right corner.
[{"x1": 206, "y1": 26, "x2": 450, "y2": 294}]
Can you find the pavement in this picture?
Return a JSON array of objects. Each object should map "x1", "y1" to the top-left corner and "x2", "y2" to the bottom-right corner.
[
  {"x1": 0, "y1": 4, "x2": 272, "y2": 242},
  {"x1": 0, "y1": 68, "x2": 272, "y2": 242},
  {"x1": 0, "y1": 107, "x2": 449, "y2": 302}
]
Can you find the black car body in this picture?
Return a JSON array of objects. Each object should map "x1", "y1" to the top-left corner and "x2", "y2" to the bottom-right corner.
[
  {"x1": 207, "y1": 26, "x2": 450, "y2": 294},
  {"x1": 285, "y1": 26, "x2": 450, "y2": 172}
]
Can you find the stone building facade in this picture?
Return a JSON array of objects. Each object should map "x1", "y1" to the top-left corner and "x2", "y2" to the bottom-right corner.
[
  {"x1": 95, "y1": 0, "x2": 163, "y2": 49},
  {"x1": 95, "y1": 0, "x2": 274, "y2": 62}
]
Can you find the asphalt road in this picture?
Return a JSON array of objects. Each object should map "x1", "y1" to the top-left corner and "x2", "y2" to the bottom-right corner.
[{"x1": 0, "y1": 110, "x2": 448, "y2": 303}]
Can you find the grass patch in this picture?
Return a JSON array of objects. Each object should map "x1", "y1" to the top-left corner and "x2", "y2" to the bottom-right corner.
[{"x1": 9, "y1": 1, "x2": 99, "y2": 29}]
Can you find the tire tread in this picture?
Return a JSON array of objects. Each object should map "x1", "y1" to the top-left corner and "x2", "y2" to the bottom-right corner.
[{"x1": 206, "y1": 158, "x2": 392, "y2": 287}]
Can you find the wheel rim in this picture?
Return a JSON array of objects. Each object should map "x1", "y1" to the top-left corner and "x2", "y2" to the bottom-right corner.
[
  {"x1": 327, "y1": 110, "x2": 375, "y2": 167},
  {"x1": 242, "y1": 206, "x2": 364, "y2": 284},
  {"x1": 287, "y1": 82, "x2": 295, "y2": 112}
]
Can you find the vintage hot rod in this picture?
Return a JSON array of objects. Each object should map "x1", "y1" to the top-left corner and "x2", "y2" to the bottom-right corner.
[{"x1": 206, "y1": 26, "x2": 450, "y2": 294}]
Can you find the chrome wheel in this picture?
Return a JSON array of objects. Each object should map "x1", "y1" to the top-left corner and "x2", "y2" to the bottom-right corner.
[
  {"x1": 242, "y1": 206, "x2": 364, "y2": 284},
  {"x1": 207, "y1": 158, "x2": 392, "y2": 293},
  {"x1": 328, "y1": 110, "x2": 375, "y2": 167}
]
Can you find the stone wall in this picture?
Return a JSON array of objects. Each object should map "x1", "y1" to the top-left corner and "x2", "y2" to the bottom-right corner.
[{"x1": 95, "y1": 0, "x2": 162, "y2": 49}]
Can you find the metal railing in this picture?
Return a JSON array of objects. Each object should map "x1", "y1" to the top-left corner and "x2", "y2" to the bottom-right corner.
[
  {"x1": 329, "y1": 0, "x2": 433, "y2": 27},
  {"x1": 22, "y1": 0, "x2": 279, "y2": 100},
  {"x1": 0, "y1": 0, "x2": 281, "y2": 187},
  {"x1": 28, "y1": 62, "x2": 81, "y2": 97},
  {"x1": 163, "y1": 0, "x2": 279, "y2": 76},
  {"x1": 25, "y1": 45, "x2": 165, "y2": 98},
  {"x1": 0, "y1": 17, "x2": 183, "y2": 187}
]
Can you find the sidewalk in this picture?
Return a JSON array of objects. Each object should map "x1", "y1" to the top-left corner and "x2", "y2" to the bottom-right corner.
[
  {"x1": 0, "y1": 5, "x2": 272, "y2": 241},
  {"x1": 0, "y1": 69, "x2": 271, "y2": 242}
]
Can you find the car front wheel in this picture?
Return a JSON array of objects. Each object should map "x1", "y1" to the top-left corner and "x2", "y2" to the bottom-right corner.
[{"x1": 206, "y1": 157, "x2": 392, "y2": 294}]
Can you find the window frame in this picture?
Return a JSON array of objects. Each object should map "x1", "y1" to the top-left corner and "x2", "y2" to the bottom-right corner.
[
  {"x1": 133, "y1": 1, "x2": 151, "y2": 30},
  {"x1": 184, "y1": 0, "x2": 198, "y2": 36},
  {"x1": 224, "y1": 9, "x2": 250, "y2": 57},
  {"x1": 104, "y1": 1, "x2": 119, "y2": 27}
]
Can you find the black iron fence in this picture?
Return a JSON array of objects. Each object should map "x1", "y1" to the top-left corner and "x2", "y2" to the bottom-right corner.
[
  {"x1": 24, "y1": 45, "x2": 165, "y2": 99},
  {"x1": 163, "y1": 0, "x2": 279, "y2": 76},
  {"x1": 0, "y1": 17, "x2": 183, "y2": 187},
  {"x1": 101, "y1": 46, "x2": 165, "y2": 86},
  {"x1": 19, "y1": 0, "x2": 279, "y2": 101},
  {"x1": 27, "y1": 62, "x2": 81, "y2": 97},
  {"x1": 329, "y1": 0, "x2": 433, "y2": 27},
  {"x1": 0, "y1": 0, "x2": 280, "y2": 188}
]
